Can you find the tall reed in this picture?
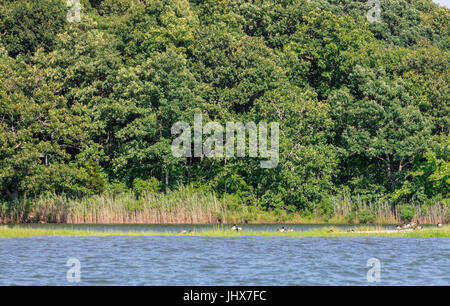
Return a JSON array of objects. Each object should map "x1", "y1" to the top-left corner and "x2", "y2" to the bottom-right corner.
[
  {"x1": 0, "y1": 190, "x2": 447, "y2": 224},
  {"x1": 329, "y1": 194, "x2": 448, "y2": 224},
  {"x1": 0, "y1": 186, "x2": 226, "y2": 224}
]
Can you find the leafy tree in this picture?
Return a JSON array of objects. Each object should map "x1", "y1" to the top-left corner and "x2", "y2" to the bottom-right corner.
[
  {"x1": 0, "y1": 53, "x2": 92, "y2": 200},
  {"x1": 0, "y1": 0, "x2": 448, "y2": 217},
  {"x1": 287, "y1": 9, "x2": 376, "y2": 99},
  {"x1": 0, "y1": 0, "x2": 67, "y2": 58},
  {"x1": 330, "y1": 66, "x2": 432, "y2": 193},
  {"x1": 392, "y1": 136, "x2": 449, "y2": 204}
]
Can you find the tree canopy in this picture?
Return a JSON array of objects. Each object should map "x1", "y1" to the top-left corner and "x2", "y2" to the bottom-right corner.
[{"x1": 0, "y1": 0, "x2": 448, "y2": 214}]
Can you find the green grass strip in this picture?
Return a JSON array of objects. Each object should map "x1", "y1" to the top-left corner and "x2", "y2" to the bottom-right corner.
[{"x1": 1, "y1": 225, "x2": 448, "y2": 238}]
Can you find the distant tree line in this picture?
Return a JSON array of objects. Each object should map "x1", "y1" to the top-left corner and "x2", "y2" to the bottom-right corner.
[{"x1": 0, "y1": 0, "x2": 448, "y2": 217}]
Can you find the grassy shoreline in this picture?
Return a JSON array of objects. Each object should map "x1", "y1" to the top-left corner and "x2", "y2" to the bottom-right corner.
[{"x1": 1, "y1": 225, "x2": 448, "y2": 238}]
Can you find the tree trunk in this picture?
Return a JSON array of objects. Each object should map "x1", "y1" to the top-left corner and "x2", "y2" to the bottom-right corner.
[{"x1": 386, "y1": 155, "x2": 396, "y2": 187}]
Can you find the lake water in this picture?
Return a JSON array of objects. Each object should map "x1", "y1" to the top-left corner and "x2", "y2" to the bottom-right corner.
[{"x1": 0, "y1": 225, "x2": 449, "y2": 286}]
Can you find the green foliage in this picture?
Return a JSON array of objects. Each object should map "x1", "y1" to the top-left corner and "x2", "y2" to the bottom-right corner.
[
  {"x1": 105, "y1": 180, "x2": 128, "y2": 195},
  {"x1": 329, "y1": 65, "x2": 434, "y2": 195},
  {"x1": 0, "y1": 0, "x2": 67, "y2": 58},
  {"x1": 398, "y1": 204, "x2": 416, "y2": 222},
  {"x1": 392, "y1": 135, "x2": 449, "y2": 204},
  {"x1": 133, "y1": 177, "x2": 161, "y2": 198},
  {"x1": 358, "y1": 209, "x2": 376, "y2": 224},
  {"x1": 81, "y1": 162, "x2": 108, "y2": 194},
  {"x1": 288, "y1": 9, "x2": 376, "y2": 98},
  {"x1": 0, "y1": 52, "x2": 92, "y2": 200},
  {"x1": 318, "y1": 197, "x2": 333, "y2": 219},
  {"x1": 345, "y1": 211, "x2": 357, "y2": 224},
  {"x1": 0, "y1": 0, "x2": 448, "y2": 220}
]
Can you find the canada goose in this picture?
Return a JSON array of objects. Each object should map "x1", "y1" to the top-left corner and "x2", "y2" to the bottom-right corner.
[
  {"x1": 396, "y1": 225, "x2": 402, "y2": 231},
  {"x1": 230, "y1": 224, "x2": 237, "y2": 231},
  {"x1": 236, "y1": 227, "x2": 243, "y2": 232},
  {"x1": 409, "y1": 221, "x2": 417, "y2": 227},
  {"x1": 286, "y1": 228, "x2": 294, "y2": 232},
  {"x1": 401, "y1": 224, "x2": 408, "y2": 229},
  {"x1": 347, "y1": 229, "x2": 355, "y2": 232},
  {"x1": 414, "y1": 226, "x2": 423, "y2": 230},
  {"x1": 437, "y1": 223, "x2": 443, "y2": 228},
  {"x1": 178, "y1": 230, "x2": 187, "y2": 234},
  {"x1": 277, "y1": 226, "x2": 286, "y2": 232}
]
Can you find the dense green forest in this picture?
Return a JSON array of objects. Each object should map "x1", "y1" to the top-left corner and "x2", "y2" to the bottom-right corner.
[{"x1": 0, "y1": 0, "x2": 448, "y2": 223}]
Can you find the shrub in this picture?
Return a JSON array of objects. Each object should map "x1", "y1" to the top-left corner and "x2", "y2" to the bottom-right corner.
[
  {"x1": 358, "y1": 209, "x2": 376, "y2": 224},
  {"x1": 345, "y1": 211, "x2": 357, "y2": 224},
  {"x1": 398, "y1": 204, "x2": 416, "y2": 222},
  {"x1": 319, "y1": 197, "x2": 334, "y2": 219},
  {"x1": 132, "y1": 177, "x2": 161, "y2": 198},
  {"x1": 105, "y1": 180, "x2": 128, "y2": 195}
]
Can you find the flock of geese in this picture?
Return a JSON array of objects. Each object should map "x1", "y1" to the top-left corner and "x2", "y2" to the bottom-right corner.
[
  {"x1": 178, "y1": 224, "x2": 295, "y2": 233},
  {"x1": 177, "y1": 222, "x2": 444, "y2": 234},
  {"x1": 276, "y1": 226, "x2": 294, "y2": 232},
  {"x1": 230, "y1": 224, "x2": 294, "y2": 232},
  {"x1": 396, "y1": 221, "x2": 443, "y2": 231},
  {"x1": 229, "y1": 224, "x2": 243, "y2": 232}
]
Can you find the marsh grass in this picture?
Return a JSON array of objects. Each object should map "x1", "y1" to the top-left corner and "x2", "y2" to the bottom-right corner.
[
  {"x1": 327, "y1": 194, "x2": 447, "y2": 225},
  {"x1": 0, "y1": 189, "x2": 447, "y2": 225},
  {"x1": 1, "y1": 225, "x2": 448, "y2": 238},
  {"x1": 0, "y1": 187, "x2": 225, "y2": 224}
]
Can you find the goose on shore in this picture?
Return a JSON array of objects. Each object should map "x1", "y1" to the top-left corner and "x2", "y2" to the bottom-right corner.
[
  {"x1": 230, "y1": 224, "x2": 242, "y2": 232},
  {"x1": 437, "y1": 223, "x2": 443, "y2": 228},
  {"x1": 277, "y1": 226, "x2": 286, "y2": 233},
  {"x1": 415, "y1": 226, "x2": 423, "y2": 230}
]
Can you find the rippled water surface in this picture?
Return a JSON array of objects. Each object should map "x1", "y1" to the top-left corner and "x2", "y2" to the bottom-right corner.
[{"x1": 0, "y1": 225, "x2": 449, "y2": 286}]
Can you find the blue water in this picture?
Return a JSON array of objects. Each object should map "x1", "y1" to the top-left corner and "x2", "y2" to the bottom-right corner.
[{"x1": 0, "y1": 226, "x2": 449, "y2": 286}]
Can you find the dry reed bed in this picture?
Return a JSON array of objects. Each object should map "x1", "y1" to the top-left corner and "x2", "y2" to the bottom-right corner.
[
  {"x1": 0, "y1": 189, "x2": 447, "y2": 224},
  {"x1": 0, "y1": 187, "x2": 226, "y2": 224}
]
